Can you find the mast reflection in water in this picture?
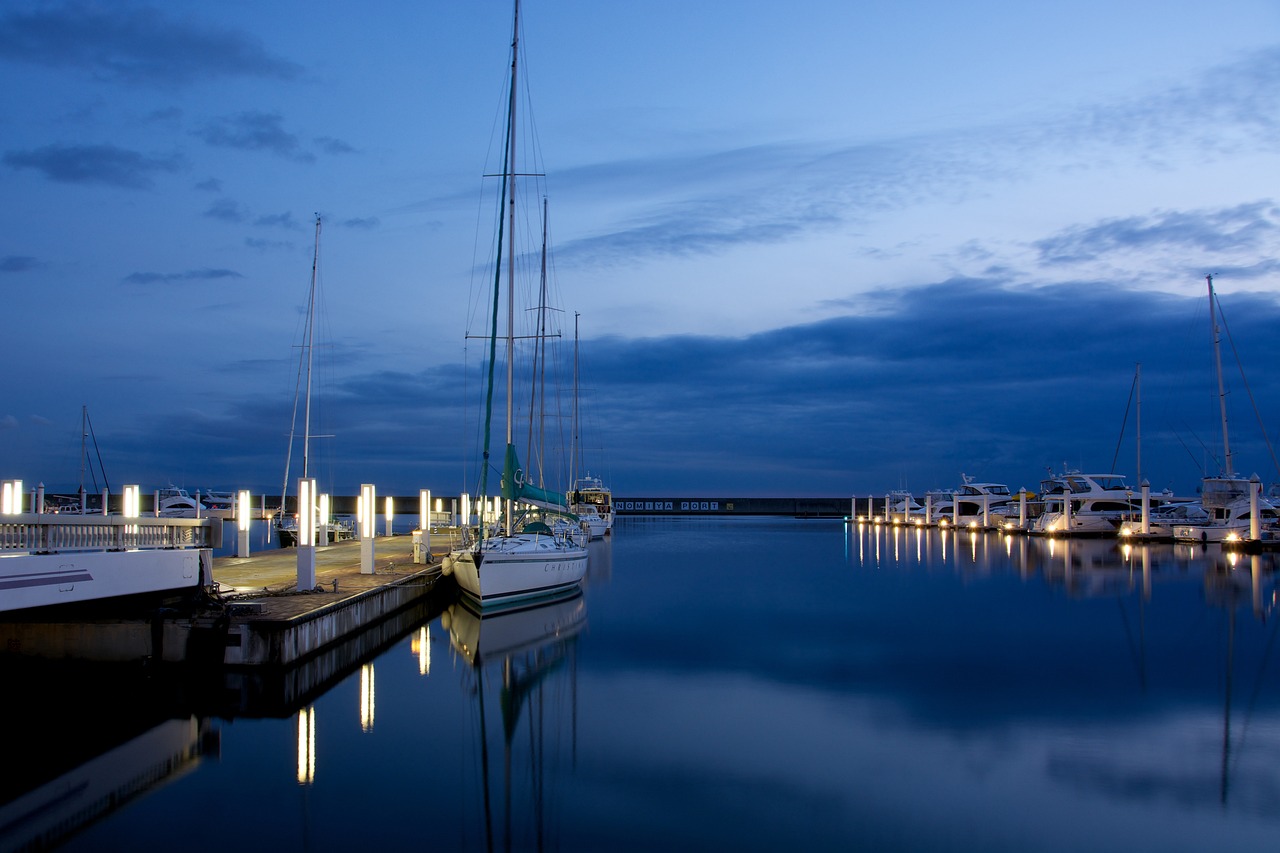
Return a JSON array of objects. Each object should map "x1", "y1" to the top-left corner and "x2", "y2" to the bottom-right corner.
[{"x1": 6, "y1": 520, "x2": 1280, "y2": 851}]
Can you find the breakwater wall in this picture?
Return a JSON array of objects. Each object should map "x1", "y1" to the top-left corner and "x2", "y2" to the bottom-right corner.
[{"x1": 614, "y1": 497, "x2": 850, "y2": 517}]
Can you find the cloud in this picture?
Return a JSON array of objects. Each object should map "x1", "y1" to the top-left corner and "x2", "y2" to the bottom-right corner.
[
  {"x1": 1, "y1": 256, "x2": 38, "y2": 273},
  {"x1": 123, "y1": 268, "x2": 243, "y2": 285},
  {"x1": 3, "y1": 143, "x2": 181, "y2": 188},
  {"x1": 545, "y1": 50, "x2": 1280, "y2": 272},
  {"x1": 253, "y1": 211, "x2": 302, "y2": 230},
  {"x1": 0, "y1": 1, "x2": 302, "y2": 86},
  {"x1": 342, "y1": 217, "x2": 380, "y2": 230},
  {"x1": 1035, "y1": 202, "x2": 1280, "y2": 264},
  {"x1": 195, "y1": 111, "x2": 314, "y2": 163},
  {"x1": 194, "y1": 177, "x2": 221, "y2": 192},
  {"x1": 0, "y1": 415, "x2": 17, "y2": 430},
  {"x1": 315, "y1": 136, "x2": 356, "y2": 155},
  {"x1": 203, "y1": 197, "x2": 243, "y2": 222}
]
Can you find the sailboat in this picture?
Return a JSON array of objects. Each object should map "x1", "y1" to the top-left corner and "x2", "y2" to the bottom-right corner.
[
  {"x1": 445, "y1": 0, "x2": 588, "y2": 608},
  {"x1": 569, "y1": 314, "x2": 611, "y2": 539},
  {"x1": 1172, "y1": 275, "x2": 1280, "y2": 544},
  {"x1": 273, "y1": 215, "x2": 354, "y2": 548}
]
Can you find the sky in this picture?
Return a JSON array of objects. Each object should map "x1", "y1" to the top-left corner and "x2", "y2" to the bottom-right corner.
[{"x1": 4, "y1": 0, "x2": 1280, "y2": 501}]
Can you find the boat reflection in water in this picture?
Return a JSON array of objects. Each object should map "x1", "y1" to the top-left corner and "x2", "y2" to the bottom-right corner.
[{"x1": 445, "y1": 590, "x2": 587, "y2": 852}]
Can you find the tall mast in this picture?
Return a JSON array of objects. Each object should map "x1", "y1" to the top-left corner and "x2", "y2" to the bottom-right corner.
[
  {"x1": 1208, "y1": 274, "x2": 1232, "y2": 475},
  {"x1": 303, "y1": 214, "x2": 321, "y2": 480},
  {"x1": 572, "y1": 312, "x2": 580, "y2": 489},
  {"x1": 503, "y1": 0, "x2": 519, "y2": 535}
]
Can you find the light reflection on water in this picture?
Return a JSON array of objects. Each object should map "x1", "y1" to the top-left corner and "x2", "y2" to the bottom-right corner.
[{"x1": 5, "y1": 517, "x2": 1280, "y2": 852}]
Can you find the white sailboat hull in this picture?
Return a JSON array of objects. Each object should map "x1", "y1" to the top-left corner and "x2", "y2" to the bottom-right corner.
[
  {"x1": 450, "y1": 534, "x2": 588, "y2": 608},
  {"x1": 0, "y1": 549, "x2": 207, "y2": 613}
]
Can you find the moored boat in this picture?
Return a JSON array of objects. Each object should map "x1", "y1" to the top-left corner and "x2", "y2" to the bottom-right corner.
[{"x1": 445, "y1": 0, "x2": 587, "y2": 608}]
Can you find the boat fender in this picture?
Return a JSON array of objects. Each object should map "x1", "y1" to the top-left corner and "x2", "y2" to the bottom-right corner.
[{"x1": 441, "y1": 555, "x2": 453, "y2": 576}]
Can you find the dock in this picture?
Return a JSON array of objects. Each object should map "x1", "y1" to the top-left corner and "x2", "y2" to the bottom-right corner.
[{"x1": 0, "y1": 532, "x2": 456, "y2": 670}]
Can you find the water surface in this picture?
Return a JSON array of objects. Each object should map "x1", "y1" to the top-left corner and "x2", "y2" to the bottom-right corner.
[{"x1": 5, "y1": 517, "x2": 1279, "y2": 852}]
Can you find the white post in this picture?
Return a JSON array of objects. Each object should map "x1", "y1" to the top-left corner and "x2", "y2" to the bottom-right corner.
[
  {"x1": 297, "y1": 478, "x2": 317, "y2": 591},
  {"x1": 1140, "y1": 480, "x2": 1150, "y2": 535},
  {"x1": 152, "y1": 489, "x2": 160, "y2": 518},
  {"x1": 925, "y1": 493, "x2": 932, "y2": 527},
  {"x1": 1018, "y1": 488, "x2": 1027, "y2": 528},
  {"x1": 385, "y1": 495, "x2": 394, "y2": 537},
  {"x1": 102, "y1": 487, "x2": 109, "y2": 517},
  {"x1": 982, "y1": 494, "x2": 990, "y2": 529},
  {"x1": 36, "y1": 483, "x2": 44, "y2": 515},
  {"x1": 1063, "y1": 489, "x2": 1073, "y2": 533},
  {"x1": 1250, "y1": 475, "x2": 1261, "y2": 541},
  {"x1": 318, "y1": 493, "x2": 330, "y2": 546},
  {"x1": 237, "y1": 489, "x2": 251, "y2": 557},
  {"x1": 360, "y1": 483, "x2": 376, "y2": 574}
]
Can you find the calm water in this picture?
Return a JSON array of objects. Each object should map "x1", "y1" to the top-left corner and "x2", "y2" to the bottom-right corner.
[{"x1": 6, "y1": 517, "x2": 1280, "y2": 852}]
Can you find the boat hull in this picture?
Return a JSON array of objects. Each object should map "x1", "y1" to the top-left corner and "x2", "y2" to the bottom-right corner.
[
  {"x1": 450, "y1": 535, "x2": 588, "y2": 608},
  {"x1": 0, "y1": 549, "x2": 208, "y2": 614}
]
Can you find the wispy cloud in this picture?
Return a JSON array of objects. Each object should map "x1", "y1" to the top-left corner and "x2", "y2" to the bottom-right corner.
[
  {"x1": 315, "y1": 136, "x2": 356, "y2": 155},
  {"x1": 0, "y1": 1, "x2": 302, "y2": 86},
  {"x1": 195, "y1": 111, "x2": 314, "y2": 163},
  {"x1": 3, "y1": 143, "x2": 181, "y2": 188},
  {"x1": 549, "y1": 49, "x2": 1280, "y2": 271},
  {"x1": 1035, "y1": 202, "x2": 1280, "y2": 264},
  {"x1": 123, "y1": 268, "x2": 242, "y2": 285},
  {"x1": 1, "y1": 255, "x2": 39, "y2": 273}
]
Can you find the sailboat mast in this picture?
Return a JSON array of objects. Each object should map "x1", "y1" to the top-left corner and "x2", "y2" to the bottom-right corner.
[
  {"x1": 572, "y1": 312, "x2": 580, "y2": 486},
  {"x1": 303, "y1": 214, "x2": 321, "y2": 480},
  {"x1": 503, "y1": 0, "x2": 519, "y2": 536},
  {"x1": 1208, "y1": 274, "x2": 1232, "y2": 475}
]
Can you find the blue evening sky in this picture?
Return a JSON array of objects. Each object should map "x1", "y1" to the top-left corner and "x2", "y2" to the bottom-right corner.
[{"x1": 3, "y1": 0, "x2": 1280, "y2": 499}]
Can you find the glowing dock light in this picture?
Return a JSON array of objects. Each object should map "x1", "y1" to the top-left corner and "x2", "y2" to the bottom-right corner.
[
  {"x1": 297, "y1": 478, "x2": 317, "y2": 590},
  {"x1": 236, "y1": 489, "x2": 252, "y2": 557},
  {"x1": 385, "y1": 495, "x2": 394, "y2": 537},
  {"x1": 122, "y1": 484, "x2": 140, "y2": 518},
  {"x1": 1, "y1": 480, "x2": 22, "y2": 514},
  {"x1": 360, "y1": 483, "x2": 376, "y2": 574},
  {"x1": 318, "y1": 493, "x2": 330, "y2": 545}
]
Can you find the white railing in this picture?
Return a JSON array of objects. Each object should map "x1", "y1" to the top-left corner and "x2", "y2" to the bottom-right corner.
[{"x1": 0, "y1": 514, "x2": 221, "y2": 553}]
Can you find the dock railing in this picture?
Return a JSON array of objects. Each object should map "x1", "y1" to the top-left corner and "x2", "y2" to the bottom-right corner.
[{"x1": 0, "y1": 514, "x2": 222, "y2": 553}]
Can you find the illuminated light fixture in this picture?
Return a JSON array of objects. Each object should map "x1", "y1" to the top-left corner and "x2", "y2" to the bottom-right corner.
[
  {"x1": 237, "y1": 489, "x2": 252, "y2": 532},
  {"x1": 319, "y1": 492, "x2": 330, "y2": 528},
  {"x1": 1, "y1": 480, "x2": 20, "y2": 514},
  {"x1": 419, "y1": 489, "x2": 430, "y2": 531},
  {"x1": 938, "y1": 518, "x2": 949, "y2": 528},
  {"x1": 360, "y1": 484, "x2": 376, "y2": 538},
  {"x1": 296, "y1": 706, "x2": 315, "y2": 784},
  {"x1": 298, "y1": 478, "x2": 316, "y2": 547},
  {"x1": 123, "y1": 484, "x2": 140, "y2": 518},
  {"x1": 385, "y1": 495, "x2": 393, "y2": 536}
]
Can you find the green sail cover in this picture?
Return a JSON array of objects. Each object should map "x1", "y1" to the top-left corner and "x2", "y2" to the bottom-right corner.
[{"x1": 501, "y1": 444, "x2": 572, "y2": 510}]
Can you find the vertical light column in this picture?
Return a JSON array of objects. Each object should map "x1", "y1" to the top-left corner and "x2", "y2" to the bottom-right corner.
[
  {"x1": 318, "y1": 493, "x2": 330, "y2": 547},
  {"x1": 237, "y1": 489, "x2": 252, "y2": 557},
  {"x1": 360, "y1": 483, "x2": 375, "y2": 574},
  {"x1": 384, "y1": 495, "x2": 394, "y2": 537},
  {"x1": 122, "y1": 484, "x2": 140, "y2": 549},
  {"x1": 415, "y1": 489, "x2": 431, "y2": 564},
  {"x1": 297, "y1": 477, "x2": 317, "y2": 590},
  {"x1": 1, "y1": 480, "x2": 22, "y2": 514}
]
